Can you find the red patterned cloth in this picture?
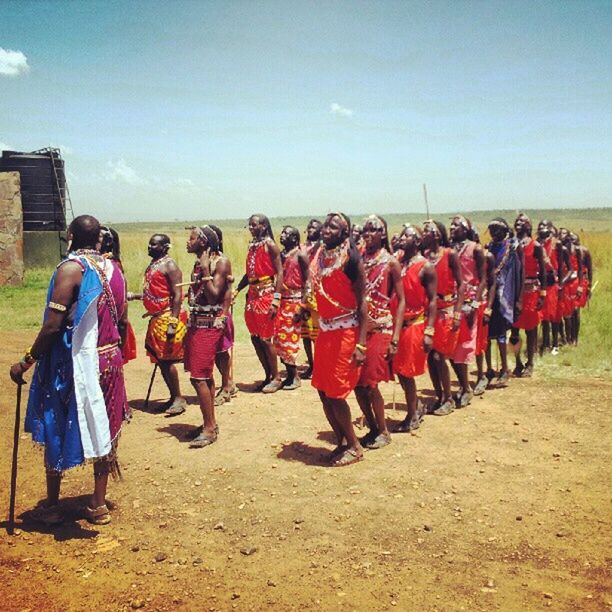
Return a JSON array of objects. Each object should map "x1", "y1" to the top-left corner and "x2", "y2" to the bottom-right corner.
[
  {"x1": 273, "y1": 250, "x2": 304, "y2": 365},
  {"x1": 244, "y1": 239, "x2": 277, "y2": 339},
  {"x1": 475, "y1": 301, "x2": 489, "y2": 357},
  {"x1": 515, "y1": 238, "x2": 543, "y2": 330},
  {"x1": 142, "y1": 257, "x2": 187, "y2": 362},
  {"x1": 184, "y1": 324, "x2": 225, "y2": 380},
  {"x1": 121, "y1": 321, "x2": 138, "y2": 364},
  {"x1": 452, "y1": 241, "x2": 479, "y2": 364},
  {"x1": 311, "y1": 244, "x2": 361, "y2": 398},
  {"x1": 393, "y1": 258, "x2": 428, "y2": 377}
]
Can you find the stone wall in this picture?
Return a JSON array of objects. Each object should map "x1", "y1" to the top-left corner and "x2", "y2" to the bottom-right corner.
[{"x1": 0, "y1": 171, "x2": 24, "y2": 286}]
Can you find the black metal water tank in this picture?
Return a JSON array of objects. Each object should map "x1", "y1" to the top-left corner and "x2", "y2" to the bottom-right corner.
[{"x1": 0, "y1": 150, "x2": 67, "y2": 231}]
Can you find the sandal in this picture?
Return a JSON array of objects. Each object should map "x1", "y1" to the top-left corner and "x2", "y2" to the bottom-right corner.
[
  {"x1": 185, "y1": 424, "x2": 219, "y2": 441},
  {"x1": 326, "y1": 445, "x2": 347, "y2": 463},
  {"x1": 432, "y1": 399, "x2": 455, "y2": 416},
  {"x1": 214, "y1": 390, "x2": 232, "y2": 406},
  {"x1": 473, "y1": 377, "x2": 488, "y2": 396},
  {"x1": 282, "y1": 378, "x2": 301, "y2": 391},
  {"x1": 332, "y1": 447, "x2": 363, "y2": 467},
  {"x1": 522, "y1": 364, "x2": 533, "y2": 378},
  {"x1": 254, "y1": 379, "x2": 271, "y2": 392},
  {"x1": 262, "y1": 379, "x2": 283, "y2": 394},
  {"x1": 189, "y1": 431, "x2": 218, "y2": 448},
  {"x1": 366, "y1": 432, "x2": 392, "y2": 450},
  {"x1": 301, "y1": 367, "x2": 313, "y2": 380},
  {"x1": 85, "y1": 504, "x2": 111, "y2": 525},
  {"x1": 395, "y1": 416, "x2": 420, "y2": 433},
  {"x1": 28, "y1": 503, "x2": 64, "y2": 526},
  {"x1": 165, "y1": 397, "x2": 187, "y2": 416}
]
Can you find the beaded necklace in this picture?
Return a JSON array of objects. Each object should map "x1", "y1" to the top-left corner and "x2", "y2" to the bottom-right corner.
[
  {"x1": 77, "y1": 253, "x2": 119, "y2": 327},
  {"x1": 246, "y1": 237, "x2": 269, "y2": 278},
  {"x1": 312, "y1": 241, "x2": 353, "y2": 313}
]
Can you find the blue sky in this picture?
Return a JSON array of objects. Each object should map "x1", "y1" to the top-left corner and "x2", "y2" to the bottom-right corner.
[{"x1": 1, "y1": 0, "x2": 610, "y2": 222}]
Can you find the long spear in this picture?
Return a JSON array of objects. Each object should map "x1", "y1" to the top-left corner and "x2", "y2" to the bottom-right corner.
[{"x1": 8, "y1": 383, "x2": 24, "y2": 535}]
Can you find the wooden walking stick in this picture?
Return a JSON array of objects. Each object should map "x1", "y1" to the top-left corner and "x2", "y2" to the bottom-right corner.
[
  {"x1": 144, "y1": 363, "x2": 158, "y2": 410},
  {"x1": 8, "y1": 382, "x2": 24, "y2": 535}
]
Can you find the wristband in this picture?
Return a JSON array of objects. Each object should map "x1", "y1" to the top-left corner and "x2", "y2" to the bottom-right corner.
[
  {"x1": 23, "y1": 346, "x2": 37, "y2": 364},
  {"x1": 48, "y1": 301, "x2": 67, "y2": 313},
  {"x1": 273, "y1": 292, "x2": 282, "y2": 300},
  {"x1": 484, "y1": 308, "x2": 492, "y2": 317},
  {"x1": 167, "y1": 316, "x2": 179, "y2": 326},
  {"x1": 355, "y1": 343, "x2": 367, "y2": 353},
  {"x1": 424, "y1": 326, "x2": 435, "y2": 337},
  {"x1": 453, "y1": 312, "x2": 461, "y2": 320},
  {"x1": 539, "y1": 289, "x2": 547, "y2": 297},
  {"x1": 202, "y1": 276, "x2": 213, "y2": 282},
  {"x1": 390, "y1": 339, "x2": 398, "y2": 347}
]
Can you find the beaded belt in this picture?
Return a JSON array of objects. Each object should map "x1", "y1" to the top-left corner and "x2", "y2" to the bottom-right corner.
[
  {"x1": 402, "y1": 314, "x2": 425, "y2": 328},
  {"x1": 319, "y1": 311, "x2": 358, "y2": 332},
  {"x1": 524, "y1": 277, "x2": 541, "y2": 291},
  {"x1": 437, "y1": 293, "x2": 456, "y2": 303},
  {"x1": 249, "y1": 276, "x2": 273, "y2": 285},
  {"x1": 98, "y1": 342, "x2": 120, "y2": 354},
  {"x1": 189, "y1": 314, "x2": 227, "y2": 329}
]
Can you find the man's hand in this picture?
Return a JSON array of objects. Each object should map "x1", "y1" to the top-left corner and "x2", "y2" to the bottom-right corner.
[
  {"x1": 353, "y1": 346, "x2": 366, "y2": 366},
  {"x1": 466, "y1": 308, "x2": 476, "y2": 328},
  {"x1": 423, "y1": 334, "x2": 433, "y2": 354},
  {"x1": 10, "y1": 362, "x2": 30, "y2": 385},
  {"x1": 268, "y1": 304, "x2": 278, "y2": 319},
  {"x1": 166, "y1": 323, "x2": 177, "y2": 339},
  {"x1": 386, "y1": 340, "x2": 398, "y2": 360}
]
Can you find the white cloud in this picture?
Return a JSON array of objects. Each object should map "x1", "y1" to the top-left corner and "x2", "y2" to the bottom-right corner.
[
  {"x1": 105, "y1": 159, "x2": 148, "y2": 186},
  {"x1": 330, "y1": 102, "x2": 354, "y2": 118},
  {"x1": 0, "y1": 47, "x2": 30, "y2": 77}
]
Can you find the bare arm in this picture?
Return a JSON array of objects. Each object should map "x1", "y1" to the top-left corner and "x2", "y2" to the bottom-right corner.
[
  {"x1": 351, "y1": 259, "x2": 369, "y2": 365},
  {"x1": 268, "y1": 240, "x2": 284, "y2": 295},
  {"x1": 297, "y1": 250, "x2": 310, "y2": 302},
  {"x1": 559, "y1": 245, "x2": 573, "y2": 287},
  {"x1": 474, "y1": 244, "x2": 486, "y2": 303},
  {"x1": 388, "y1": 258, "x2": 405, "y2": 357},
  {"x1": 10, "y1": 261, "x2": 83, "y2": 383},
  {"x1": 534, "y1": 241, "x2": 546, "y2": 310},
  {"x1": 421, "y1": 262, "x2": 437, "y2": 353},
  {"x1": 199, "y1": 253, "x2": 231, "y2": 303},
  {"x1": 448, "y1": 250, "x2": 465, "y2": 330},
  {"x1": 515, "y1": 244, "x2": 525, "y2": 311}
]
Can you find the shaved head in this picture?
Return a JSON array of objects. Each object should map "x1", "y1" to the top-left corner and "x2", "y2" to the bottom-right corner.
[{"x1": 69, "y1": 215, "x2": 101, "y2": 250}]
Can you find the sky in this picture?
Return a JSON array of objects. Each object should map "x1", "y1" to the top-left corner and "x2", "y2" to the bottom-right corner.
[{"x1": 1, "y1": 0, "x2": 611, "y2": 222}]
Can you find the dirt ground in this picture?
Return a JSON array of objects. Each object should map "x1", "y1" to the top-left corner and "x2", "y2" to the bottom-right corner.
[{"x1": 0, "y1": 329, "x2": 610, "y2": 611}]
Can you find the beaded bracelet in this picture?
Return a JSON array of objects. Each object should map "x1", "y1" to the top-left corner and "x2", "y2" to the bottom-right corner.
[
  {"x1": 424, "y1": 326, "x2": 435, "y2": 337},
  {"x1": 355, "y1": 343, "x2": 367, "y2": 352}
]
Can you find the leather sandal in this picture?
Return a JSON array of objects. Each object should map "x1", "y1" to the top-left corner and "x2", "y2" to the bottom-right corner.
[{"x1": 85, "y1": 503, "x2": 111, "y2": 525}]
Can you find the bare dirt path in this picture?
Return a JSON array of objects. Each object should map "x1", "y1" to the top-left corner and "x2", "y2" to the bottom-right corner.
[{"x1": 0, "y1": 330, "x2": 610, "y2": 611}]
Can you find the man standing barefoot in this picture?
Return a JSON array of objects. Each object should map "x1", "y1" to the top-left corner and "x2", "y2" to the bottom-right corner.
[
  {"x1": 311, "y1": 212, "x2": 368, "y2": 467},
  {"x1": 184, "y1": 226, "x2": 233, "y2": 448},
  {"x1": 354, "y1": 215, "x2": 404, "y2": 449},
  {"x1": 235, "y1": 214, "x2": 284, "y2": 393},
  {"x1": 275, "y1": 226, "x2": 309, "y2": 390},
  {"x1": 142, "y1": 234, "x2": 188, "y2": 415}
]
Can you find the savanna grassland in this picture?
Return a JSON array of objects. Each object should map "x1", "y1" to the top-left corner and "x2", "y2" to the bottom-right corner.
[
  {"x1": 0, "y1": 209, "x2": 610, "y2": 611},
  {"x1": 2, "y1": 208, "x2": 610, "y2": 376}
]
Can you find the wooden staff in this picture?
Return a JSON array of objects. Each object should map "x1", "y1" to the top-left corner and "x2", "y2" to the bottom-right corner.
[
  {"x1": 175, "y1": 281, "x2": 196, "y2": 288},
  {"x1": 144, "y1": 363, "x2": 158, "y2": 410},
  {"x1": 8, "y1": 382, "x2": 24, "y2": 535}
]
